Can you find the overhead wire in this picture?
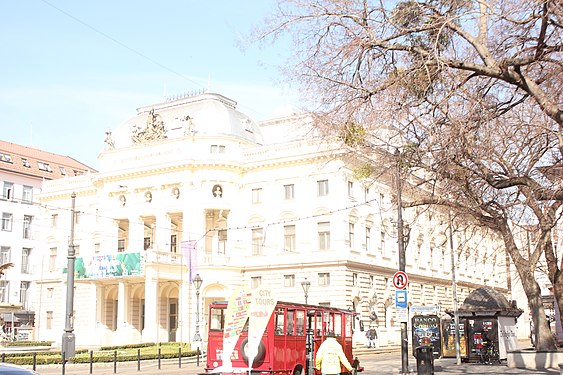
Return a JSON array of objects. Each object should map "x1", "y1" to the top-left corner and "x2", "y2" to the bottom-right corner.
[{"x1": 37, "y1": 0, "x2": 273, "y2": 119}]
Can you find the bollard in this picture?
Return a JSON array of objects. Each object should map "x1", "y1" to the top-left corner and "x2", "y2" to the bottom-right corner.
[
  {"x1": 90, "y1": 350, "x2": 93, "y2": 374},
  {"x1": 113, "y1": 350, "x2": 117, "y2": 374},
  {"x1": 137, "y1": 348, "x2": 141, "y2": 371},
  {"x1": 32, "y1": 352, "x2": 37, "y2": 371},
  {"x1": 178, "y1": 346, "x2": 182, "y2": 368},
  {"x1": 158, "y1": 347, "x2": 162, "y2": 369}
]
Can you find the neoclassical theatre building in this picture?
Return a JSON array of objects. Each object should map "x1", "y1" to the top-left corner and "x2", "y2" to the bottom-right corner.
[{"x1": 34, "y1": 92, "x2": 508, "y2": 347}]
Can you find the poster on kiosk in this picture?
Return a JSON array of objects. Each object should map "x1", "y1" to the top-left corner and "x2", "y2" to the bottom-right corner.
[{"x1": 411, "y1": 315, "x2": 442, "y2": 358}]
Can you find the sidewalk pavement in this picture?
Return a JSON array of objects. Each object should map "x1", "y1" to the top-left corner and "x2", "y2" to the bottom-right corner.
[{"x1": 29, "y1": 354, "x2": 562, "y2": 375}]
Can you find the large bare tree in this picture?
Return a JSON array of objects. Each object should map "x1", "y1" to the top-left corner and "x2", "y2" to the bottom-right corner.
[{"x1": 256, "y1": 0, "x2": 562, "y2": 350}]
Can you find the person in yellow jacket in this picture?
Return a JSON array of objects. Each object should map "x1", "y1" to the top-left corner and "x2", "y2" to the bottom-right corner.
[{"x1": 315, "y1": 332, "x2": 353, "y2": 375}]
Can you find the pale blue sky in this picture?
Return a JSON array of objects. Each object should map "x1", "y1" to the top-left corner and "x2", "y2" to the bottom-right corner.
[{"x1": 1, "y1": 0, "x2": 298, "y2": 169}]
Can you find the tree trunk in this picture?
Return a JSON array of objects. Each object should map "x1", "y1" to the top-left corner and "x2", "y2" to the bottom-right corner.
[
  {"x1": 500, "y1": 222, "x2": 557, "y2": 351},
  {"x1": 521, "y1": 271, "x2": 558, "y2": 350}
]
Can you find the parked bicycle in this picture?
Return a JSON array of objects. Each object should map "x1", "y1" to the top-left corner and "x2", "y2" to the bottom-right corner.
[{"x1": 478, "y1": 340, "x2": 501, "y2": 365}]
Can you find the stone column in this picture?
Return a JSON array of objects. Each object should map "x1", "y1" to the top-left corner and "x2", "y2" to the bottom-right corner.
[
  {"x1": 178, "y1": 279, "x2": 191, "y2": 343},
  {"x1": 128, "y1": 215, "x2": 144, "y2": 252},
  {"x1": 116, "y1": 281, "x2": 128, "y2": 341},
  {"x1": 155, "y1": 212, "x2": 171, "y2": 252},
  {"x1": 143, "y1": 267, "x2": 159, "y2": 343},
  {"x1": 95, "y1": 285, "x2": 104, "y2": 345}
]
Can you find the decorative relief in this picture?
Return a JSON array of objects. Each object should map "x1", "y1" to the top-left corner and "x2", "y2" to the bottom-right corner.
[
  {"x1": 212, "y1": 184, "x2": 223, "y2": 198},
  {"x1": 144, "y1": 191, "x2": 152, "y2": 203},
  {"x1": 181, "y1": 115, "x2": 196, "y2": 136},
  {"x1": 171, "y1": 187, "x2": 180, "y2": 199},
  {"x1": 131, "y1": 108, "x2": 167, "y2": 144}
]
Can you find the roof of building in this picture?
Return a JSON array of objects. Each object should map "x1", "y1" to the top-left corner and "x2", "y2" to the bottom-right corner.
[
  {"x1": 0, "y1": 140, "x2": 96, "y2": 180},
  {"x1": 108, "y1": 92, "x2": 264, "y2": 149}
]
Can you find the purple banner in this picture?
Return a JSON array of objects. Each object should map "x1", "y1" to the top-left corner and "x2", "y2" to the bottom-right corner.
[{"x1": 181, "y1": 240, "x2": 197, "y2": 282}]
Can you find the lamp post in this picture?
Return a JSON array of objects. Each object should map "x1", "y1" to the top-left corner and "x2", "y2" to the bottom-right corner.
[
  {"x1": 301, "y1": 278, "x2": 311, "y2": 304},
  {"x1": 449, "y1": 210, "x2": 462, "y2": 365},
  {"x1": 193, "y1": 274, "x2": 203, "y2": 344},
  {"x1": 62, "y1": 192, "x2": 76, "y2": 359}
]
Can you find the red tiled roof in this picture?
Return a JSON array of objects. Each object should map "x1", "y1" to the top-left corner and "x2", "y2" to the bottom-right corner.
[{"x1": 0, "y1": 140, "x2": 96, "y2": 180}]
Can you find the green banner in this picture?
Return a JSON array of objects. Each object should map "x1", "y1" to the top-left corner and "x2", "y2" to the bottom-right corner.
[{"x1": 74, "y1": 252, "x2": 144, "y2": 279}]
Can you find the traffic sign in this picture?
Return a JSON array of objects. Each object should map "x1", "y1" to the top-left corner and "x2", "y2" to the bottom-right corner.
[
  {"x1": 392, "y1": 271, "x2": 408, "y2": 289},
  {"x1": 395, "y1": 290, "x2": 409, "y2": 323},
  {"x1": 395, "y1": 290, "x2": 408, "y2": 309}
]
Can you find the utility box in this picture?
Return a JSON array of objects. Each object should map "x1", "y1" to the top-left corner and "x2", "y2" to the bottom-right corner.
[{"x1": 415, "y1": 346, "x2": 434, "y2": 375}]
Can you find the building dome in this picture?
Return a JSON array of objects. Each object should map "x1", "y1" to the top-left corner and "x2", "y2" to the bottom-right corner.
[{"x1": 108, "y1": 92, "x2": 263, "y2": 149}]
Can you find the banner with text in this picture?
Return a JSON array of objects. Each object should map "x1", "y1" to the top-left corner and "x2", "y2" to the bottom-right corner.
[{"x1": 247, "y1": 288, "x2": 277, "y2": 369}]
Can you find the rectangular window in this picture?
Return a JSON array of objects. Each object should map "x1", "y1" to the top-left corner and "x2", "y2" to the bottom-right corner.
[
  {"x1": 46, "y1": 311, "x2": 53, "y2": 330},
  {"x1": 284, "y1": 225, "x2": 296, "y2": 252},
  {"x1": 117, "y1": 240, "x2": 125, "y2": 253},
  {"x1": 252, "y1": 188, "x2": 262, "y2": 204},
  {"x1": 144, "y1": 237, "x2": 151, "y2": 250},
  {"x1": 20, "y1": 281, "x2": 30, "y2": 306},
  {"x1": 0, "y1": 281, "x2": 8, "y2": 303},
  {"x1": 95, "y1": 243, "x2": 101, "y2": 254},
  {"x1": 0, "y1": 247, "x2": 10, "y2": 264},
  {"x1": 251, "y1": 276, "x2": 262, "y2": 289},
  {"x1": 318, "y1": 273, "x2": 330, "y2": 286},
  {"x1": 49, "y1": 247, "x2": 57, "y2": 272},
  {"x1": 380, "y1": 230, "x2": 386, "y2": 253},
  {"x1": 21, "y1": 158, "x2": 31, "y2": 168},
  {"x1": 365, "y1": 227, "x2": 371, "y2": 251},
  {"x1": 210, "y1": 145, "x2": 226, "y2": 153},
  {"x1": 284, "y1": 184, "x2": 294, "y2": 200},
  {"x1": 369, "y1": 275, "x2": 375, "y2": 288},
  {"x1": 1, "y1": 213, "x2": 12, "y2": 231},
  {"x1": 348, "y1": 181, "x2": 354, "y2": 197},
  {"x1": 318, "y1": 222, "x2": 330, "y2": 251},
  {"x1": 317, "y1": 180, "x2": 329, "y2": 196},
  {"x1": 352, "y1": 273, "x2": 358, "y2": 286},
  {"x1": 284, "y1": 274, "x2": 295, "y2": 287},
  {"x1": 22, "y1": 186, "x2": 33, "y2": 203},
  {"x1": 51, "y1": 214, "x2": 58, "y2": 227},
  {"x1": 21, "y1": 248, "x2": 31, "y2": 273},
  {"x1": 0, "y1": 153, "x2": 12, "y2": 163},
  {"x1": 218, "y1": 230, "x2": 227, "y2": 254},
  {"x1": 170, "y1": 235, "x2": 177, "y2": 253},
  {"x1": 2, "y1": 182, "x2": 13, "y2": 200},
  {"x1": 59, "y1": 166, "x2": 66, "y2": 175},
  {"x1": 252, "y1": 228, "x2": 263, "y2": 255},
  {"x1": 37, "y1": 161, "x2": 53, "y2": 172},
  {"x1": 47, "y1": 288, "x2": 54, "y2": 298},
  {"x1": 22, "y1": 215, "x2": 32, "y2": 239},
  {"x1": 348, "y1": 223, "x2": 355, "y2": 248},
  {"x1": 364, "y1": 187, "x2": 370, "y2": 202}
]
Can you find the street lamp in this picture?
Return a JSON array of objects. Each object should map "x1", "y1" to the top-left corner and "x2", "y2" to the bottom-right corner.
[
  {"x1": 301, "y1": 278, "x2": 311, "y2": 304},
  {"x1": 62, "y1": 192, "x2": 76, "y2": 359},
  {"x1": 193, "y1": 274, "x2": 203, "y2": 343}
]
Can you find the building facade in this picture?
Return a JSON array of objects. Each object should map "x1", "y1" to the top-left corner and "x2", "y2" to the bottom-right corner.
[
  {"x1": 34, "y1": 93, "x2": 508, "y2": 347},
  {"x1": 0, "y1": 141, "x2": 93, "y2": 332}
]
